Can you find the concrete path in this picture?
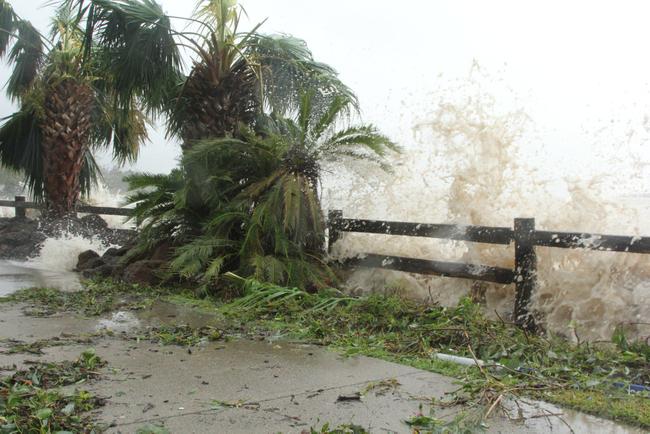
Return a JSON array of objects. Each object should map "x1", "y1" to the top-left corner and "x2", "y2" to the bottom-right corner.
[{"x1": 0, "y1": 302, "x2": 642, "y2": 433}]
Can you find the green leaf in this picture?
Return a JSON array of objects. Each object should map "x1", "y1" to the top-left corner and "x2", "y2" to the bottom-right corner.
[{"x1": 36, "y1": 408, "x2": 52, "y2": 420}]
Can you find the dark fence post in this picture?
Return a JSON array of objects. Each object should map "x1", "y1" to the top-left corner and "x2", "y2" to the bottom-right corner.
[
  {"x1": 327, "y1": 210, "x2": 343, "y2": 254},
  {"x1": 14, "y1": 196, "x2": 26, "y2": 219},
  {"x1": 514, "y1": 218, "x2": 537, "y2": 331}
]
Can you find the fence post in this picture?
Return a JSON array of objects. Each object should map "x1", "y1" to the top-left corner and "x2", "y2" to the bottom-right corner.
[
  {"x1": 14, "y1": 196, "x2": 26, "y2": 219},
  {"x1": 514, "y1": 218, "x2": 537, "y2": 331},
  {"x1": 327, "y1": 210, "x2": 343, "y2": 254}
]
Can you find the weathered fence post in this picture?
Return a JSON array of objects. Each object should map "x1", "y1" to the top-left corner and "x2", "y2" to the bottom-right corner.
[
  {"x1": 327, "y1": 210, "x2": 343, "y2": 254},
  {"x1": 514, "y1": 218, "x2": 537, "y2": 331},
  {"x1": 14, "y1": 196, "x2": 26, "y2": 219}
]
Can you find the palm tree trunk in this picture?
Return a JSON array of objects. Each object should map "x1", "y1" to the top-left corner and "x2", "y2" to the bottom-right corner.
[
  {"x1": 178, "y1": 61, "x2": 258, "y2": 151},
  {"x1": 40, "y1": 78, "x2": 94, "y2": 217}
]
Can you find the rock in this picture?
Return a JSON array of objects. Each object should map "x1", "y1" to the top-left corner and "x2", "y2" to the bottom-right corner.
[
  {"x1": 77, "y1": 250, "x2": 100, "y2": 270},
  {"x1": 78, "y1": 257, "x2": 106, "y2": 272},
  {"x1": 81, "y1": 263, "x2": 114, "y2": 279},
  {"x1": 0, "y1": 218, "x2": 45, "y2": 260},
  {"x1": 103, "y1": 247, "x2": 127, "y2": 258},
  {"x1": 122, "y1": 260, "x2": 167, "y2": 286}
]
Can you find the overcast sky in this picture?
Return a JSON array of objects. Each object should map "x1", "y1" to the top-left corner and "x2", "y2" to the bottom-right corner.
[{"x1": 2, "y1": 0, "x2": 650, "y2": 183}]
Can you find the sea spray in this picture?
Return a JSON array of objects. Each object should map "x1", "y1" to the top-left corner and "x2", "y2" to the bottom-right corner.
[
  {"x1": 80, "y1": 182, "x2": 133, "y2": 230},
  {"x1": 27, "y1": 232, "x2": 112, "y2": 272},
  {"x1": 0, "y1": 179, "x2": 131, "y2": 273},
  {"x1": 324, "y1": 67, "x2": 650, "y2": 341}
]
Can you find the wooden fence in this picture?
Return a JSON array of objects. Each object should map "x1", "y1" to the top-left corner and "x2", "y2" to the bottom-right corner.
[
  {"x1": 3, "y1": 195, "x2": 647, "y2": 330},
  {"x1": 0, "y1": 195, "x2": 134, "y2": 218},
  {"x1": 327, "y1": 210, "x2": 650, "y2": 330}
]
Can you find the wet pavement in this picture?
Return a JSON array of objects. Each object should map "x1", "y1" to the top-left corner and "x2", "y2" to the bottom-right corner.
[
  {"x1": 0, "y1": 260, "x2": 81, "y2": 295},
  {"x1": 0, "y1": 301, "x2": 644, "y2": 433}
]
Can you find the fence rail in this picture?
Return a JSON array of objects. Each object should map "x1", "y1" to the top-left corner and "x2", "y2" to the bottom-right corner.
[
  {"x1": 327, "y1": 210, "x2": 650, "y2": 330},
  {"x1": 0, "y1": 196, "x2": 133, "y2": 217}
]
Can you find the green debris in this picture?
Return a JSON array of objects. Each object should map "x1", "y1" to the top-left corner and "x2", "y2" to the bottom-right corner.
[
  {"x1": 362, "y1": 378, "x2": 400, "y2": 396},
  {"x1": 134, "y1": 324, "x2": 225, "y2": 347},
  {"x1": 309, "y1": 423, "x2": 369, "y2": 434},
  {"x1": 9, "y1": 349, "x2": 105, "y2": 389},
  {"x1": 1, "y1": 281, "x2": 167, "y2": 317},
  {"x1": 0, "y1": 350, "x2": 106, "y2": 433},
  {"x1": 405, "y1": 410, "x2": 487, "y2": 434},
  {"x1": 1, "y1": 336, "x2": 94, "y2": 355}
]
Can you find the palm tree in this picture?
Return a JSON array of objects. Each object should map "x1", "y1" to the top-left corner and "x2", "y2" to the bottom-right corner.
[
  {"x1": 147, "y1": 0, "x2": 357, "y2": 150},
  {"x1": 0, "y1": 0, "x2": 180, "y2": 215},
  {"x1": 162, "y1": 93, "x2": 397, "y2": 290},
  {"x1": 123, "y1": 0, "x2": 361, "y2": 268}
]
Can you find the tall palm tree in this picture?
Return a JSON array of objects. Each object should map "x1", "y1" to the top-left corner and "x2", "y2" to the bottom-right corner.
[
  {"x1": 0, "y1": 0, "x2": 180, "y2": 215},
  {"x1": 164, "y1": 93, "x2": 397, "y2": 290}
]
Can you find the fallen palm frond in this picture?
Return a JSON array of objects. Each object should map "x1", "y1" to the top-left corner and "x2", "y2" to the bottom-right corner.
[{"x1": 222, "y1": 273, "x2": 358, "y2": 314}]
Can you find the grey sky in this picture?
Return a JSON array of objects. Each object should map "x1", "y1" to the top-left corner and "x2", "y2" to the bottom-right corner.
[{"x1": 2, "y1": 1, "x2": 650, "y2": 181}]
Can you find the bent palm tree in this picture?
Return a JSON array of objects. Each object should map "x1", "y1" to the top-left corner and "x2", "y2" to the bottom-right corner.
[
  {"x1": 164, "y1": 93, "x2": 397, "y2": 290},
  {"x1": 0, "y1": 0, "x2": 180, "y2": 215},
  {"x1": 123, "y1": 0, "x2": 360, "y2": 267}
]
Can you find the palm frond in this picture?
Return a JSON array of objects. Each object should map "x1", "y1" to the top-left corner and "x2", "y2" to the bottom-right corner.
[
  {"x1": 247, "y1": 34, "x2": 358, "y2": 118},
  {"x1": 321, "y1": 124, "x2": 399, "y2": 157},
  {"x1": 89, "y1": 0, "x2": 182, "y2": 113},
  {"x1": 0, "y1": 0, "x2": 18, "y2": 58},
  {"x1": 5, "y1": 20, "x2": 44, "y2": 101},
  {"x1": 80, "y1": 150, "x2": 101, "y2": 197},
  {"x1": 91, "y1": 91, "x2": 148, "y2": 163},
  {"x1": 0, "y1": 106, "x2": 43, "y2": 200},
  {"x1": 193, "y1": 0, "x2": 237, "y2": 39},
  {"x1": 124, "y1": 170, "x2": 184, "y2": 222},
  {"x1": 226, "y1": 277, "x2": 307, "y2": 310},
  {"x1": 170, "y1": 236, "x2": 231, "y2": 278}
]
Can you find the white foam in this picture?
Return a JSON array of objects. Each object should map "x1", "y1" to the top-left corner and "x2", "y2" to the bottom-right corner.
[
  {"x1": 27, "y1": 232, "x2": 112, "y2": 273},
  {"x1": 81, "y1": 182, "x2": 133, "y2": 230}
]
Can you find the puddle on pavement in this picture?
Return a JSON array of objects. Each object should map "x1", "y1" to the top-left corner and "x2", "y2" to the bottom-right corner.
[
  {"x1": 0, "y1": 260, "x2": 81, "y2": 296},
  {"x1": 560, "y1": 409, "x2": 645, "y2": 433},
  {"x1": 95, "y1": 300, "x2": 221, "y2": 333},
  {"x1": 96, "y1": 310, "x2": 141, "y2": 332},
  {"x1": 500, "y1": 397, "x2": 645, "y2": 433}
]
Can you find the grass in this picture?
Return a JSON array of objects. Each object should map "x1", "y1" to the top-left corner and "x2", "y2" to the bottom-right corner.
[{"x1": 0, "y1": 350, "x2": 106, "y2": 433}]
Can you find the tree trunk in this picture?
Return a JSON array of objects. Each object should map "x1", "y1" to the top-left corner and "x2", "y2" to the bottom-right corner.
[
  {"x1": 178, "y1": 61, "x2": 258, "y2": 151},
  {"x1": 40, "y1": 78, "x2": 94, "y2": 217}
]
